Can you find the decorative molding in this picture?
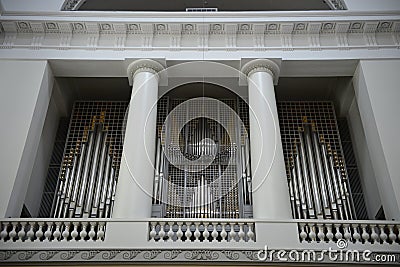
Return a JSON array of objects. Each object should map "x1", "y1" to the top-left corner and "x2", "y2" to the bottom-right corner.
[
  {"x1": 61, "y1": 0, "x2": 86, "y2": 11},
  {"x1": 126, "y1": 59, "x2": 165, "y2": 85},
  {"x1": 325, "y1": 0, "x2": 347, "y2": 10},
  {"x1": 0, "y1": 20, "x2": 399, "y2": 52},
  {"x1": 2, "y1": 249, "x2": 397, "y2": 263},
  {"x1": 241, "y1": 59, "x2": 281, "y2": 84}
]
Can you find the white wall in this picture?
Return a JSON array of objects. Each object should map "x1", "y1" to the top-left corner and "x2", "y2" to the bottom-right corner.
[
  {"x1": 0, "y1": 0, "x2": 64, "y2": 12},
  {"x1": 347, "y1": 98, "x2": 382, "y2": 219},
  {"x1": 0, "y1": 60, "x2": 53, "y2": 217},
  {"x1": 352, "y1": 59, "x2": 400, "y2": 220},
  {"x1": 344, "y1": 0, "x2": 400, "y2": 11}
]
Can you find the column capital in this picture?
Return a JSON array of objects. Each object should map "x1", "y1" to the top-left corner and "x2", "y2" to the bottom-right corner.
[
  {"x1": 241, "y1": 59, "x2": 281, "y2": 85},
  {"x1": 127, "y1": 59, "x2": 165, "y2": 86}
]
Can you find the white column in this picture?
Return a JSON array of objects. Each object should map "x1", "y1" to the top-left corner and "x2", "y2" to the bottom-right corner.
[
  {"x1": 241, "y1": 59, "x2": 292, "y2": 219},
  {"x1": 113, "y1": 59, "x2": 164, "y2": 218}
]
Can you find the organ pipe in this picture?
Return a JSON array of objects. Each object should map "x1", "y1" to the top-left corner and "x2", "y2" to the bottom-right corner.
[
  {"x1": 289, "y1": 121, "x2": 356, "y2": 220},
  {"x1": 52, "y1": 113, "x2": 119, "y2": 218}
]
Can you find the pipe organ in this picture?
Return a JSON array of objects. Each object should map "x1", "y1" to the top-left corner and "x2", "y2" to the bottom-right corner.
[
  {"x1": 51, "y1": 102, "x2": 128, "y2": 218},
  {"x1": 152, "y1": 97, "x2": 252, "y2": 219},
  {"x1": 278, "y1": 102, "x2": 363, "y2": 220}
]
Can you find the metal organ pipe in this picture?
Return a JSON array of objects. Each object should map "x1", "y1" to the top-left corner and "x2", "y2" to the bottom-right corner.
[
  {"x1": 320, "y1": 140, "x2": 339, "y2": 219},
  {"x1": 303, "y1": 125, "x2": 324, "y2": 219},
  {"x1": 290, "y1": 122, "x2": 355, "y2": 220},
  {"x1": 91, "y1": 130, "x2": 109, "y2": 218},
  {"x1": 52, "y1": 112, "x2": 121, "y2": 219},
  {"x1": 293, "y1": 145, "x2": 308, "y2": 219},
  {"x1": 311, "y1": 126, "x2": 331, "y2": 219},
  {"x1": 298, "y1": 128, "x2": 316, "y2": 219}
]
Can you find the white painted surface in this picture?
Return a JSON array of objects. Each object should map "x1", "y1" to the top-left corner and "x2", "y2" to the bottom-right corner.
[
  {"x1": 347, "y1": 98, "x2": 382, "y2": 219},
  {"x1": 246, "y1": 62, "x2": 292, "y2": 219},
  {"x1": 0, "y1": 60, "x2": 53, "y2": 217},
  {"x1": 345, "y1": 0, "x2": 400, "y2": 11},
  {"x1": 353, "y1": 59, "x2": 400, "y2": 220},
  {"x1": 0, "y1": 0, "x2": 64, "y2": 12},
  {"x1": 24, "y1": 93, "x2": 60, "y2": 217},
  {"x1": 113, "y1": 64, "x2": 160, "y2": 218}
]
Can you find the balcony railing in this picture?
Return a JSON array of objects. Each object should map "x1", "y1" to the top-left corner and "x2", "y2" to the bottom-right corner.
[
  {"x1": 1, "y1": 218, "x2": 399, "y2": 264},
  {"x1": 149, "y1": 219, "x2": 255, "y2": 242},
  {"x1": 0, "y1": 220, "x2": 106, "y2": 243},
  {"x1": 298, "y1": 219, "x2": 400, "y2": 245}
]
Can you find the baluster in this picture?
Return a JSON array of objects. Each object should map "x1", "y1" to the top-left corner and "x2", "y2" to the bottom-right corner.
[
  {"x1": 44, "y1": 222, "x2": 53, "y2": 242},
  {"x1": 317, "y1": 223, "x2": 325, "y2": 242},
  {"x1": 80, "y1": 221, "x2": 88, "y2": 241},
  {"x1": 167, "y1": 223, "x2": 174, "y2": 242},
  {"x1": 238, "y1": 223, "x2": 245, "y2": 242},
  {"x1": 379, "y1": 225, "x2": 388, "y2": 244},
  {"x1": 159, "y1": 223, "x2": 166, "y2": 241},
  {"x1": 88, "y1": 223, "x2": 96, "y2": 241},
  {"x1": 149, "y1": 222, "x2": 157, "y2": 241},
  {"x1": 388, "y1": 225, "x2": 397, "y2": 244},
  {"x1": 229, "y1": 223, "x2": 236, "y2": 242},
  {"x1": 361, "y1": 224, "x2": 369, "y2": 244},
  {"x1": 299, "y1": 223, "x2": 307, "y2": 242},
  {"x1": 97, "y1": 222, "x2": 105, "y2": 242},
  {"x1": 26, "y1": 222, "x2": 35, "y2": 242},
  {"x1": 326, "y1": 224, "x2": 334, "y2": 242},
  {"x1": 247, "y1": 223, "x2": 255, "y2": 242},
  {"x1": 9, "y1": 222, "x2": 17, "y2": 242},
  {"x1": 185, "y1": 222, "x2": 192, "y2": 241},
  {"x1": 370, "y1": 225, "x2": 379, "y2": 244},
  {"x1": 193, "y1": 222, "x2": 201, "y2": 242},
  {"x1": 352, "y1": 224, "x2": 361, "y2": 243},
  {"x1": 343, "y1": 224, "x2": 351, "y2": 243},
  {"x1": 62, "y1": 222, "x2": 70, "y2": 242},
  {"x1": 211, "y1": 223, "x2": 218, "y2": 242},
  {"x1": 17, "y1": 222, "x2": 26, "y2": 242},
  {"x1": 35, "y1": 222, "x2": 44, "y2": 242},
  {"x1": 53, "y1": 222, "x2": 62, "y2": 241},
  {"x1": 71, "y1": 222, "x2": 79, "y2": 241},
  {"x1": 176, "y1": 222, "x2": 183, "y2": 242},
  {"x1": 203, "y1": 223, "x2": 210, "y2": 242},
  {"x1": 334, "y1": 224, "x2": 343, "y2": 241},
  {"x1": 0, "y1": 222, "x2": 8, "y2": 241},
  {"x1": 220, "y1": 223, "x2": 227, "y2": 242},
  {"x1": 309, "y1": 224, "x2": 316, "y2": 242}
]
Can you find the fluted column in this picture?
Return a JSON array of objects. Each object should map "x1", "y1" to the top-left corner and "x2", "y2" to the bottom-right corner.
[
  {"x1": 113, "y1": 59, "x2": 164, "y2": 218},
  {"x1": 241, "y1": 59, "x2": 292, "y2": 219}
]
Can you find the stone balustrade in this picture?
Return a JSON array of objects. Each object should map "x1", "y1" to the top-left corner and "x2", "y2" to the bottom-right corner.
[
  {"x1": 0, "y1": 219, "x2": 106, "y2": 242},
  {"x1": 298, "y1": 220, "x2": 400, "y2": 245},
  {"x1": 149, "y1": 219, "x2": 255, "y2": 242}
]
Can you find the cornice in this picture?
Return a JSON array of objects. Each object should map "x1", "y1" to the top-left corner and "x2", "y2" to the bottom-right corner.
[{"x1": 0, "y1": 20, "x2": 399, "y2": 51}]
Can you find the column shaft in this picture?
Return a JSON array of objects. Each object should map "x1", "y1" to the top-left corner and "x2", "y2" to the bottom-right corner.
[
  {"x1": 113, "y1": 61, "x2": 162, "y2": 218},
  {"x1": 244, "y1": 60, "x2": 292, "y2": 219}
]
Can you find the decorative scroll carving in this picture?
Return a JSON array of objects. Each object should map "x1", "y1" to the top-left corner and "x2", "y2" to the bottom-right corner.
[{"x1": 184, "y1": 250, "x2": 219, "y2": 260}]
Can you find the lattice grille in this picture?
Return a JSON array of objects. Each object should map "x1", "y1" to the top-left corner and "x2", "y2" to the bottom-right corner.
[
  {"x1": 155, "y1": 97, "x2": 249, "y2": 218},
  {"x1": 51, "y1": 101, "x2": 128, "y2": 218},
  {"x1": 278, "y1": 102, "x2": 342, "y2": 176},
  {"x1": 277, "y1": 101, "x2": 366, "y2": 220}
]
